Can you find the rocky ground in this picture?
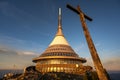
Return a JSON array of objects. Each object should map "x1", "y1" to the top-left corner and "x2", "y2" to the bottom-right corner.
[{"x1": 1, "y1": 66, "x2": 99, "y2": 80}]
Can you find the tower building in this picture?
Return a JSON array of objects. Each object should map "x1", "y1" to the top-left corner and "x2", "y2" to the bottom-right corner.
[{"x1": 33, "y1": 8, "x2": 92, "y2": 74}]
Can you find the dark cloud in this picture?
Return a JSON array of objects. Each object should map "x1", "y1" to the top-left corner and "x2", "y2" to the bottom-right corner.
[
  {"x1": 0, "y1": 45, "x2": 38, "y2": 56},
  {"x1": 0, "y1": 47, "x2": 18, "y2": 55},
  {"x1": 0, "y1": 45, "x2": 38, "y2": 69}
]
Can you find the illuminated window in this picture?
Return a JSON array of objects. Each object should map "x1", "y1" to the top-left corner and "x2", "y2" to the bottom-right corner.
[
  {"x1": 57, "y1": 67, "x2": 60, "y2": 72},
  {"x1": 48, "y1": 67, "x2": 49, "y2": 72},
  {"x1": 54, "y1": 67, "x2": 56, "y2": 72},
  {"x1": 51, "y1": 67, "x2": 53, "y2": 71}
]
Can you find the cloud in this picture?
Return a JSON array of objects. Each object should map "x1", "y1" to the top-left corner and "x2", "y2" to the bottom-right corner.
[
  {"x1": 74, "y1": 42, "x2": 87, "y2": 52},
  {"x1": 0, "y1": 35, "x2": 26, "y2": 45},
  {"x1": 17, "y1": 51, "x2": 38, "y2": 56},
  {"x1": 103, "y1": 57, "x2": 120, "y2": 71},
  {"x1": 74, "y1": 42, "x2": 101, "y2": 53},
  {"x1": 84, "y1": 56, "x2": 120, "y2": 71},
  {"x1": 0, "y1": 45, "x2": 38, "y2": 56},
  {"x1": 0, "y1": 46, "x2": 18, "y2": 55},
  {"x1": 95, "y1": 42, "x2": 101, "y2": 47},
  {"x1": 0, "y1": 46, "x2": 38, "y2": 69},
  {"x1": 0, "y1": 35, "x2": 45, "y2": 53}
]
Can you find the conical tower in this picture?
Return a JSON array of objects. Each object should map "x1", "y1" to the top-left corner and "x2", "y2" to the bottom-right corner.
[{"x1": 33, "y1": 8, "x2": 91, "y2": 74}]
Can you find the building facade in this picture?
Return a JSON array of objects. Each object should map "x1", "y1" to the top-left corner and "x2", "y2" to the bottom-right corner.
[{"x1": 33, "y1": 8, "x2": 92, "y2": 74}]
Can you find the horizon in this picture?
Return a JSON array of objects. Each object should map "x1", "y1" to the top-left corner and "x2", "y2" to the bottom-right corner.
[{"x1": 1, "y1": 69, "x2": 120, "y2": 73}]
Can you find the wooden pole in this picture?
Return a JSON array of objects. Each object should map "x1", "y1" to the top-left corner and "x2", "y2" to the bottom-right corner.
[{"x1": 67, "y1": 4, "x2": 109, "y2": 80}]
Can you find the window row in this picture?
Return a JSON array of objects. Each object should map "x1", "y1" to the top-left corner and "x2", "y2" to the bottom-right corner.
[
  {"x1": 41, "y1": 52, "x2": 77, "y2": 57},
  {"x1": 37, "y1": 59, "x2": 81, "y2": 64}
]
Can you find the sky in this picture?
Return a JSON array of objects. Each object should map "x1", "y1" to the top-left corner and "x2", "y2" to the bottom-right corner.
[{"x1": 0, "y1": 0, "x2": 120, "y2": 71}]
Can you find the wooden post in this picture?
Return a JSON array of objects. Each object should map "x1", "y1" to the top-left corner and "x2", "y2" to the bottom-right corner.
[{"x1": 67, "y1": 4, "x2": 109, "y2": 80}]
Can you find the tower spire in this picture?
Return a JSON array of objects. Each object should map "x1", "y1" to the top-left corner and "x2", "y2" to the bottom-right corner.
[
  {"x1": 58, "y1": 8, "x2": 62, "y2": 27},
  {"x1": 49, "y1": 8, "x2": 69, "y2": 46},
  {"x1": 56, "y1": 8, "x2": 63, "y2": 36}
]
